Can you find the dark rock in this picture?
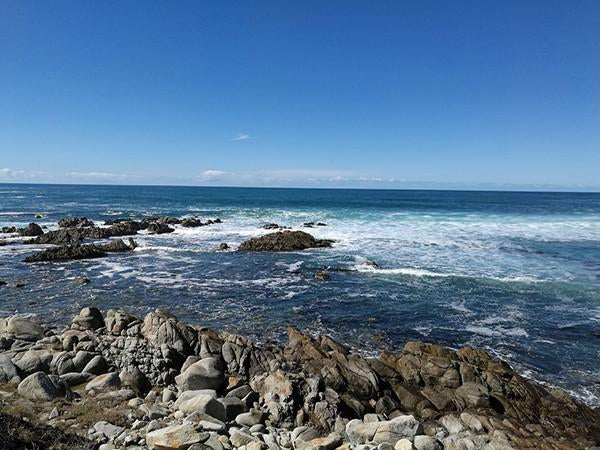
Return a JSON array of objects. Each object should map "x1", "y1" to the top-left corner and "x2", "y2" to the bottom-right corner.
[
  {"x1": 314, "y1": 271, "x2": 330, "y2": 281},
  {"x1": 239, "y1": 231, "x2": 334, "y2": 252},
  {"x1": 24, "y1": 239, "x2": 136, "y2": 263},
  {"x1": 18, "y1": 223, "x2": 44, "y2": 237},
  {"x1": 217, "y1": 242, "x2": 230, "y2": 251},
  {"x1": 58, "y1": 217, "x2": 95, "y2": 228},
  {"x1": 147, "y1": 222, "x2": 174, "y2": 234}
]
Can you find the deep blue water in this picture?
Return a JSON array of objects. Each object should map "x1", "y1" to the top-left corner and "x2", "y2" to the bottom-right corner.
[{"x1": 1, "y1": 183, "x2": 600, "y2": 404}]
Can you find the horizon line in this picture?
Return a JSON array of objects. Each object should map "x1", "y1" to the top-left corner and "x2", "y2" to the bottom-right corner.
[{"x1": 1, "y1": 181, "x2": 600, "y2": 195}]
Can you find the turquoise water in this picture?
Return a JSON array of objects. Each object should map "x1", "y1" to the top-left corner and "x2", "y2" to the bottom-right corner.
[{"x1": 1, "y1": 184, "x2": 600, "y2": 404}]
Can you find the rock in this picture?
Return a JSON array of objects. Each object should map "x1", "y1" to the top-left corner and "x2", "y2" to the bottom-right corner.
[
  {"x1": 142, "y1": 309, "x2": 198, "y2": 355},
  {"x1": 105, "y1": 309, "x2": 137, "y2": 335},
  {"x1": 17, "y1": 371, "x2": 64, "y2": 401},
  {"x1": 146, "y1": 424, "x2": 207, "y2": 449},
  {"x1": 235, "y1": 409, "x2": 264, "y2": 427},
  {"x1": 58, "y1": 217, "x2": 95, "y2": 228},
  {"x1": 175, "y1": 357, "x2": 224, "y2": 391},
  {"x1": 218, "y1": 396, "x2": 247, "y2": 420},
  {"x1": 295, "y1": 433, "x2": 343, "y2": 450},
  {"x1": 82, "y1": 355, "x2": 109, "y2": 375},
  {"x1": 217, "y1": 243, "x2": 230, "y2": 251},
  {"x1": 238, "y1": 231, "x2": 334, "y2": 251},
  {"x1": 0, "y1": 355, "x2": 21, "y2": 383},
  {"x1": 440, "y1": 415, "x2": 464, "y2": 434},
  {"x1": 460, "y1": 412, "x2": 483, "y2": 432},
  {"x1": 454, "y1": 382, "x2": 490, "y2": 408},
  {"x1": 394, "y1": 439, "x2": 414, "y2": 450},
  {"x1": 94, "y1": 421, "x2": 125, "y2": 441},
  {"x1": 413, "y1": 435, "x2": 441, "y2": 450},
  {"x1": 5, "y1": 315, "x2": 44, "y2": 341},
  {"x1": 229, "y1": 429, "x2": 262, "y2": 447},
  {"x1": 18, "y1": 223, "x2": 44, "y2": 237},
  {"x1": 72, "y1": 307, "x2": 104, "y2": 330},
  {"x1": 147, "y1": 222, "x2": 174, "y2": 234},
  {"x1": 314, "y1": 271, "x2": 330, "y2": 281},
  {"x1": 174, "y1": 390, "x2": 226, "y2": 420},
  {"x1": 60, "y1": 371, "x2": 95, "y2": 386},
  {"x1": 346, "y1": 416, "x2": 422, "y2": 445},
  {"x1": 48, "y1": 407, "x2": 60, "y2": 420},
  {"x1": 85, "y1": 372, "x2": 121, "y2": 391},
  {"x1": 13, "y1": 350, "x2": 53, "y2": 374},
  {"x1": 120, "y1": 367, "x2": 149, "y2": 393}
]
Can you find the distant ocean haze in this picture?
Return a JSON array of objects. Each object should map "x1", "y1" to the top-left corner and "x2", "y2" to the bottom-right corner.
[{"x1": 1, "y1": 183, "x2": 600, "y2": 405}]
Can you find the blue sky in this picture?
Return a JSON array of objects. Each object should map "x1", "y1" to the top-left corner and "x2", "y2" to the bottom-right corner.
[{"x1": 1, "y1": 1, "x2": 599, "y2": 190}]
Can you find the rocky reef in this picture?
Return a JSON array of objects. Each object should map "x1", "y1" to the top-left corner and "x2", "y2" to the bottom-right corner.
[
  {"x1": 239, "y1": 231, "x2": 334, "y2": 252},
  {"x1": 1, "y1": 308, "x2": 598, "y2": 450}
]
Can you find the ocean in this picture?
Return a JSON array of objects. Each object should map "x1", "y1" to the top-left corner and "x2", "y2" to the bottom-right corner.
[{"x1": 1, "y1": 183, "x2": 599, "y2": 405}]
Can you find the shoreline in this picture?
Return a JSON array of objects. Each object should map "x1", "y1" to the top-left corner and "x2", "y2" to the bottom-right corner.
[{"x1": 1, "y1": 307, "x2": 599, "y2": 449}]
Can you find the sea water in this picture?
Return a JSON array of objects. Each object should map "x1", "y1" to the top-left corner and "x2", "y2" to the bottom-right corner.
[{"x1": 1, "y1": 184, "x2": 599, "y2": 404}]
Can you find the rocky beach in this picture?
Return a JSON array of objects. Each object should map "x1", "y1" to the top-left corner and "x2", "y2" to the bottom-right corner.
[{"x1": 1, "y1": 211, "x2": 600, "y2": 449}]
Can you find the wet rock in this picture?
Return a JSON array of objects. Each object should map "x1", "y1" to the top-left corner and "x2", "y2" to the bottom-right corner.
[
  {"x1": 147, "y1": 222, "x2": 174, "y2": 234},
  {"x1": 217, "y1": 242, "x2": 230, "y2": 251},
  {"x1": 18, "y1": 223, "x2": 44, "y2": 237},
  {"x1": 24, "y1": 238, "x2": 136, "y2": 263},
  {"x1": 58, "y1": 217, "x2": 95, "y2": 228},
  {"x1": 239, "y1": 231, "x2": 333, "y2": 252},
  {"x1": 18, "y1": 371, "x2": 64, "y2": 401}
]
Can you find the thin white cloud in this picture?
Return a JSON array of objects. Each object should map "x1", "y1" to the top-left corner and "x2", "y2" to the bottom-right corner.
[
  {"x1": 231, "y1": 133, "x2": 250, "y2": 141},
  {"x1": 199, "y1": 169, "x2": 229, "y2": 181},
  {"x1": 67, "y1": 171, "x2": 129, "y2": 179},
  {"x1": 0, "y1": 167, "x2": 47, "y2": 179}
]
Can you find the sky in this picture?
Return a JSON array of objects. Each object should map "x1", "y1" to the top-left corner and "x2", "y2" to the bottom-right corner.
[{"x1": 1, "y1": 1, "x2": 599, "y2": 190}]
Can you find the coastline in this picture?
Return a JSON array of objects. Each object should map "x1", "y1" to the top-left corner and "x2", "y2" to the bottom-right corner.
[{"x1": 2, "y1": 307, "x2": 600, "y2": 450}]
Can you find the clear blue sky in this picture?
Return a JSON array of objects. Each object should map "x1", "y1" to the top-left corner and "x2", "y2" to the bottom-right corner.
[{"x1": 1, "y1": 1, "x2": 599, "y2": 190}]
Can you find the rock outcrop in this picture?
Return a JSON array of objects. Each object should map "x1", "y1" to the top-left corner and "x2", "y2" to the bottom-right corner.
[
  {"x1": 0, "y1": 308, "x2": 598, "y2": 449},
  {"x1": 239, "y1": 231, "x2": 334, "y2": 251},
  {"x1": 24, "y1": 238, "x2": 137, "y2": 262}
]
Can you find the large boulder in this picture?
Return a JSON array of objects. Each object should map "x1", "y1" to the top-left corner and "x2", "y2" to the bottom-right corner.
[
  {"x1": 142, "y1": 309, "x2": 198, "y2": 355},
  {"x1": 3, "y1": 315, "x2": 44, "y2": 341},
  {"x1": 175, "y1": 357, "x2": 224, "y2": 391},
  {"x1": 71, "y1": 307, "x2": 104, "y2": 331},
  {"x1": 238, "y1": 231, "x2": 333, "y2": 251},
  {"x1": 17, "y1": 372, "x2": 64, "y2": 401},
  {"x1": 0, "y1": 354, "x2": 21, "y2": 383},
  {"x1": 147, "y1": 222, "x2": 174, "y2": 234}
]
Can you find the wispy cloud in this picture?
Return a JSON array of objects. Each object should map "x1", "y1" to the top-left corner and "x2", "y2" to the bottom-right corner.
[
  {"x1": 231, "y1": 133, "x2": 250, "y2": 141},
  {"x1": 66, "y1": 171, "x2": 129, "y2": 179},
  {"x1": 0, "y1": 167, "x2": 47, "y2": 179},
  {"x1": 198, "y1": 169, "x2": 228, "y2": 181}
]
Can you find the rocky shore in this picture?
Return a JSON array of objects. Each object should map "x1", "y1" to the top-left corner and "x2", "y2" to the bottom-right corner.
[{"x1": 1, "y1": 308, "x2": 599, "y2": 450}]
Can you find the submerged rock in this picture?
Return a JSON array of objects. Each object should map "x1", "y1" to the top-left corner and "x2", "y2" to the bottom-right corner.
[{"x1": 239, "y1": 230, "x2": 334, "y2": 251}]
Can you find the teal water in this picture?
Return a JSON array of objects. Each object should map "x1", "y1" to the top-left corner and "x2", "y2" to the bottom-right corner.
[{"x1": 1, "y1": 184, "x2": 600, "y2": 404}]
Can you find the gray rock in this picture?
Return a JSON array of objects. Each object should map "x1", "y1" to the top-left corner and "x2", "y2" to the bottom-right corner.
[
  {"x1": 17, "y1": 371, "x2": 63, "y2": 401},
  {"x1": 235, "y1": 409, "x2": 264, "y2": 427},
  {"x1": 72, "y1": 307, "x2": 104, "y2": 330},
  {"x1": 175, "y1": 390, "x2": 226, "y2": 421},
  {"x1": 72, "y1": 351, "x2": 95, "y2": 371},
  {"x1": 146, "y1": 424, "x2": 207, "y2": 449},
  {"x1": 119, "y1": 366, "x2": 148, "y2": 393},
  {"x1": 0, "y1": 354, "x2": 21, "y2": 383},
  {"x1": 49, "y1": 407, "x2": 60, "y2": 420},
  {"x1": 175, "y1": 357, "x2": 224, "y2": 391},
  {"x1": 60, "y1": 371, "x2": 95, "y2": 386},
  {"x1": 454, "y1": 382, "x2": 490, "y2": 408},
  {"x1": 82, "y1": 355, "x2": 109, "y2": 375},
  {"x1": 13, "y1": 349, "x2": 52, "y2": 374},
  {"x1": 5, "y1": 315, "x2": 44, "y2": 341},
  {"x1": 440, "y1": 415, "x2": 465, "y2": 435},
  {"x1": 94, "y1": 421, "x2": 125, "y2": 441},
  {"x1": 230, "y1": 429, "x2": 262, "y2": 447},
  {"x1": 413, "y1": 435, "x2": 441, "y2": 450}
]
